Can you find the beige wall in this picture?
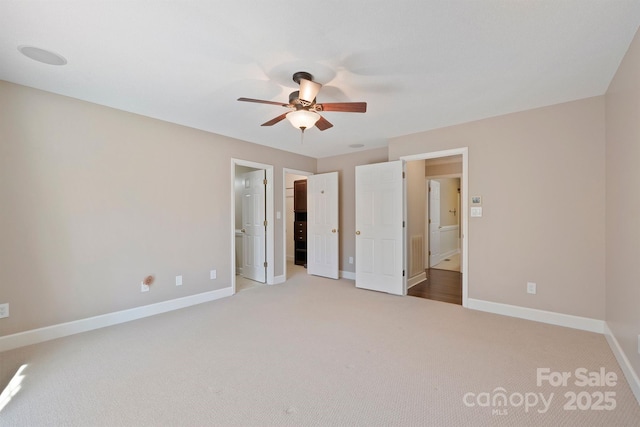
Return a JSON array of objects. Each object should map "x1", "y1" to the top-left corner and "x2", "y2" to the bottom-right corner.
[
  {"x1": 406, "y1": 160, "x2": 426, "y2": 278},
  {"x1": 317, "y1": 148, "x2": 388, "y2": 274},
  {"x1": 605, "y1": 28, "x2": 640, "y2": 379},
  {"x1": 425, "y1": 161, "x2": 462, "y2": 177},
  {"x1": 389, "y1": 96, "x2": 606, "y2": 319},
  {"x1": 0, "y1": 81, "x2": 315, "y2": 336}
]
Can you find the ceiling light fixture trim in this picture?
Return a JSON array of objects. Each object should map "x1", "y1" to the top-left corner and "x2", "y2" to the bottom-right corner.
[{"x1": 18, "y1": 45, "x2": 67, "y2": 66}]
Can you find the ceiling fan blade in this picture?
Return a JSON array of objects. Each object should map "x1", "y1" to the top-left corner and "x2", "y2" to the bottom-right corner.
[
  {"x1": 261, "y1": 113, "x2": 288, "y2": 127},
  {"x1": 299, "y1": 78, "x2": 322, "y2": 103},
  {"x1": 315, "y1": 115, "x2": 333, "y2": 131},
  {"x1": 238, "y1": 97, "x2": 288, "y2": 107},
  {"x1": 317, "y1": 102, "x2": 367, "y2": 113}
]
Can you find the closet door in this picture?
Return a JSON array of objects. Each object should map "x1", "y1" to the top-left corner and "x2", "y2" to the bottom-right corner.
[{"x1": 307, "y1": 172, "x2": 339, "y2": 279}]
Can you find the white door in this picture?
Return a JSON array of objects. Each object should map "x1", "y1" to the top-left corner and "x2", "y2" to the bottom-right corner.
[
  {"x1": 241, "y1": 170, "x2": 266, "y2": 282},
  {"x1": 429, "y1": 180, "x2": 441, "y2": 267},
  {"x1": 355, "y1": 161, "x2": 405, "y2": 295},
  {"x1": 307, "y1": 172, "x2": 339, "y2": 279}
]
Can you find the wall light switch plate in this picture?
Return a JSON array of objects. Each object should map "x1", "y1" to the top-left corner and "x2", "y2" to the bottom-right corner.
[
  {"x1": 471, "y1": 207, "x2": 483, "y2": 217},
  {"x1": 349, "y1": 257, "x2": 354, "y2": 264},
  {"x1": 140, "y1": 282, "x2": 150, "y2": 293},
  {"x1": 176, "y1": 275, "x2": 183, "y2": 286},
  {"x1": 527, "y1": 282, "x2": 537, "y2": 294},
  {"x1": 210, "y1": 270, "x2": 217, "y2": 280},
  {"x1": 0, "y1": 303, "x2": 9, "y2": 319}
]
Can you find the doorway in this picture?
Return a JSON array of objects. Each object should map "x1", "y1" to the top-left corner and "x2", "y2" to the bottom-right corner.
[
  {"x1": 283, "y1": 169, "x2": 312, "y2": 281},
  {"x1": 231, "y1": 159, "x2": 274, "y2": 293},
  {"x1": 401, "y1": 149, "x2": 468, "y2": 307}
]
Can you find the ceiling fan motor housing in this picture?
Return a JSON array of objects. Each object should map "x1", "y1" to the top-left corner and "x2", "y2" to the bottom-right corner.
[
  {"x1": 292, "y1": 71, "x2": 313, "y2": 84},
  {"x1": 289, "y1": 90, "x2": 313, "y2": 110},
  {"x1": 289, "y1": 90, "x2": 301, "y2": 105}
]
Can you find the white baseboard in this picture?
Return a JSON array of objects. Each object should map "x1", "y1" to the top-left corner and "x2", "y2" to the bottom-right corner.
[
  {"x1": 0, "y1": 287, "x2": 234, "y2": 353},
  {"x1": 604, "y1": 323, "x2": 640, "y2": 405},
  {"x1": 408, "y1": 271, "x2": 427, "y2": 289},
  {"x1": 467, "y1": 298, "x2": 605, "y2": 333},
  {"x1": 272, "y1": 275, "x2": 286, "y2": 284},
  {"x1": 340, "y1": 270, "x2": 356, "y2": 280}
]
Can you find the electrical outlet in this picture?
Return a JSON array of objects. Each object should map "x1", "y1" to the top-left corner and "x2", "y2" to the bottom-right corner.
[
  {"x1": 176, "y1": 275, "x2": 183, "y2": 286},
  {"x1": 349, "y1": 257, "x2": 354, "y2": 264},
  {"x1": 0, "y1": 303, "x2": 9, "y2": 319},
  {"x1": 527, "y1": 282, "x2": 537, "y2": 295},
  {"x1": 210, "y1": 270, "x2": 217, "y2": 280},
  {"x1": 140, "y1": 282, "x2": 150, "y2": 293}
]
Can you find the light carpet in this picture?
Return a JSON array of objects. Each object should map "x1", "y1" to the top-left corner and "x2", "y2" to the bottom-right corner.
[{"x1": 1, "y1": 273, "x2": 638, "y2": 426}]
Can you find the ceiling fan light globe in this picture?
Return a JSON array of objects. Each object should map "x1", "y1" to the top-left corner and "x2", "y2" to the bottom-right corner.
[{"x1": 286, "y1": 110, "x2": 320, "y2": 130}]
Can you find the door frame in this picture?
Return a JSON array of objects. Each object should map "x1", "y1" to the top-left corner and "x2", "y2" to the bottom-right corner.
[
  {"x1": 231, "y1": 159, "x2": 274, "y2": 293},
  {"x1": 282, "y1": 168, "x2": 313, "y2": 281},
  {"x1": 401, "y1": 148, "x2": 469, "y2": 307}
]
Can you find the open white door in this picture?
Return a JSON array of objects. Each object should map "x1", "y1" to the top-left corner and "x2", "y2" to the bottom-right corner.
[
  {"x1": 241, "y1": 170, "x2": 266, "y2": 282},
  {"x1": 429, "y1": 179, "x2": 441, "y2": 267},
  {"x1": 307, "y1": 172, "x2": 339, "y2": 279},
  {"x1": 355, "y1": 161, "x2": 405, "y2": 295}
]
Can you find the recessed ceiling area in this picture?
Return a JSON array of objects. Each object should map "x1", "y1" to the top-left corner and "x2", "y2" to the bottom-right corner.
[{"x1": 1, "y1": 1, "x2": 639, "y2": 158}]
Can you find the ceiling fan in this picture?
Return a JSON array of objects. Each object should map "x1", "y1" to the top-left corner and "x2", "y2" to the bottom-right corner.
[{"x1": 237, "y1": 71, "x2": 367, "y2": 133}]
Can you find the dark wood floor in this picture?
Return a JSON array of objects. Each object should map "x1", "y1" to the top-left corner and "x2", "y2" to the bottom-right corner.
[{"x1": 408, "y1": 268, "x2": 462, "y2": 305}]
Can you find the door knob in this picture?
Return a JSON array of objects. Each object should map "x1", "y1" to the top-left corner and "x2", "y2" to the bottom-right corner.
[
  {"x1": 332, "y1": 229, "x2": 337, "y2": 233},
  {"x1": 241, "y1": 229, "x2": 246, "y2": 233},
  {"x1": 355, "y1": 231, "x2": 361, "y2": 235}
]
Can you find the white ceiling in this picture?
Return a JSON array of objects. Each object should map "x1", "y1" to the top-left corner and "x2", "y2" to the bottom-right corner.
[{"x1": 1, "y1": 1, "x2": 639, "y2": 158}]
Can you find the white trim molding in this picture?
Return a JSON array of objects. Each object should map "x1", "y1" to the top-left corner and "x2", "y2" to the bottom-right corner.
[
  {"x1": 340, "y1": 270, "x2": 356, "y2": 280},
  {"x1": 467, "y1": 298, "x2": 605, "y2": 333},
  {"x1": 407, "y1": 271, "x2": 427, "y2": 289},
  {"x1": 0, "y1": 287, "x2": 233, "y2": 353},
  {"x1": 604, "y1": 323, "x2": 640, "y2": 405}
]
